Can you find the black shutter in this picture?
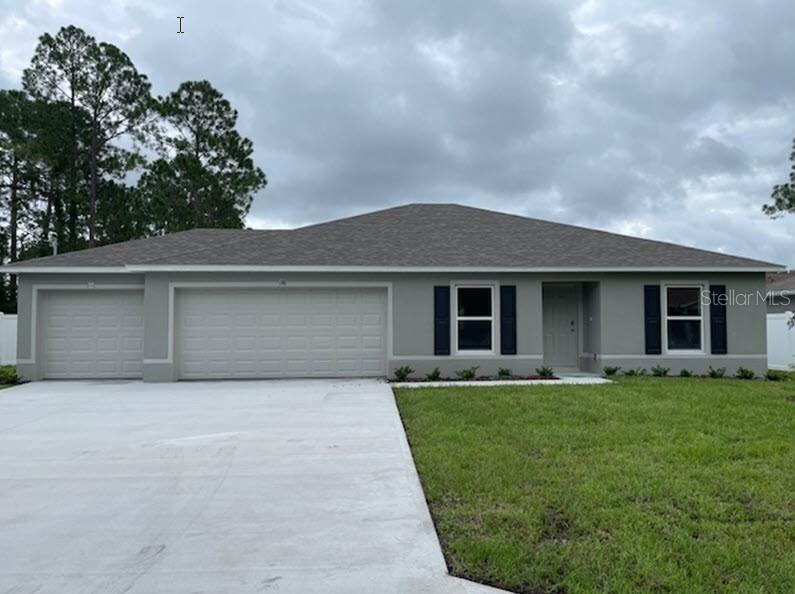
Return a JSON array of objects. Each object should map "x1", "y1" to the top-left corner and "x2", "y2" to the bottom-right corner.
[
  {"x1": 434, "y1": 286, "x2": 451, "y2": 355},
  {"x1": 644, "y1": 285, "x2": 662, "y2": 355},
  {"x1": 500, "y1": 285, "x2": 517, "y2": 355},
  {"x1": 710, "y1": 284, "x2": 728, "y2": 355}
]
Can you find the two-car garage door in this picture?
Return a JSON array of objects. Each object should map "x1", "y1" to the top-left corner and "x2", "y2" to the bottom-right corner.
[{"x1": 176, "y1": 288, "x2": 387, "y2": 379}]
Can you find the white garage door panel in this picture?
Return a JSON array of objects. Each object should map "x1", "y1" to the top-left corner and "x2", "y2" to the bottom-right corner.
[
  {"x1": 41, "y1": 291, "x2": 144, "y2": 379},
  {"x1": 177, "y1": 288, "x2": 387, "y2": 379}
]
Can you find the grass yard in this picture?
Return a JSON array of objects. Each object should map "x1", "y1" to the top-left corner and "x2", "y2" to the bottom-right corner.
[{"x1": 395, "y1": 378, "x2": 795, "y2": 594}]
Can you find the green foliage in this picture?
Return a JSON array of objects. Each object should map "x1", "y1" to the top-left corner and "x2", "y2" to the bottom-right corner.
[
  {"x1": 766, "y1": 369, "x2": 791, "y2": 382},
  {"x1": 0, "y1": 90, "x2": 88, "y2": 311},
  {"x1": 623, "y1": 367, "x2": 647, "y2": 377},
  {"x1": 708, "y1": 366, "x2": 726, "y2": 379},
  {"x1": 764, "y1": 137, "x2": 795, "y2": 217},
  {"x1": 140, "y1": 80, "x2": 266, "y2": 232},
  {"x1": 425, "y1": 367, "x2": 441, "y2": 381},
  {"x1": 535, "y1": 366, "x2": 555, "y2": 378},
  {"x1": 679, "y1": 368, "x2": 695, "y2": 377},
  {"x1": 651, "y1": 365, "x2": 670, "y2": 377},
  {"x1": 602, "y1": 365, "x2": 621, "y2": 377},
  {"x1": 393, "y1": 366, "x2": 414, "y2": 381},
  {"x1": 23, "y1": 25, "x2": 155, "y2": 247},
  {"x1": 735, "y1": 366, "x2": 756, "y2": 380},
  {"x1": 0, "y1": 365, "x2": 19, "y2": 384},
  {"x1": 497, "y1": 367, "x2": 512, "y2": 378},
  {"x1": 395, "y1": 378, "x2": 795, "y2": 594},
  {"x1": 455, "y1": 366, "x2": 479, "y2": 380},
  {"x1": 0, "y1": 25, "x2": 269, "y2": 313},
  {"x1": 21, "y1": 26, "x2": 94, "y2": 251}
]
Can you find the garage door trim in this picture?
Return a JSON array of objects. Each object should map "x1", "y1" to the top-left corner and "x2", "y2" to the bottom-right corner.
[
  {"x1": 20, "y1": 284, "x2": 144, "y2": 366},
  {"x1": 143, "y1": 281, "x2": 394, "y2": 366}
]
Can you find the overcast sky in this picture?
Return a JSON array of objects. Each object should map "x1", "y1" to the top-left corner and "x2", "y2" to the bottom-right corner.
[{"x1": 2, "y1": 0, "x2": 794, "y2": 266}]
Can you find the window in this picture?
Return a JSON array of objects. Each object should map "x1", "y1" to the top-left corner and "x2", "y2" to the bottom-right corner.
[
  {"x1": 455, "y1": 286, "x2": 494, "y2": 352},
  {"x1": 664, "y1": 286, "x2": 703, "y2": 352}
]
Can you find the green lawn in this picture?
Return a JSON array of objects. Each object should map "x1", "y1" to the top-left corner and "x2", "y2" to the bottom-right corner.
[{"x1": 395, "y1": 378, "x2": 795, "y2": 594}]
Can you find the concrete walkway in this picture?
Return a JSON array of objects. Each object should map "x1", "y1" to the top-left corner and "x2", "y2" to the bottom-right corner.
[
  {"x1": 393, "y1": 373, "x2": 611, "y2": 388},
  {"x1": 0, "y1": 379, "x2": 508, "y2": 594}
]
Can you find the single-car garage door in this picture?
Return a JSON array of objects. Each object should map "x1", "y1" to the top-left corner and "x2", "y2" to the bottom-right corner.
[
  {"x1": 40, "y1": 290, "x2": 144, "y2": 379},
  {"x1": 176, "y1": 287, "x2": 387, "y2": 379}
]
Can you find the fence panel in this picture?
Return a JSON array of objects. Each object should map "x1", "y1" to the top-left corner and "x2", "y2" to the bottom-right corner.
[{"x1": 767, "y1": 313, "x2": 795, "y2": 371}]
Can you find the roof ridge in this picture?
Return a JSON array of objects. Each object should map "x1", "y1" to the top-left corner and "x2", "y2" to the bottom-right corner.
[{"x1": 293, "y1": 203, "x2": 422, "y2": 232}]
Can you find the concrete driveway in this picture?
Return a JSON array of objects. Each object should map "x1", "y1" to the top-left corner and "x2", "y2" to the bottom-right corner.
[{"x1": 0, "y1": 379, "x2": 503, "y2": 594}]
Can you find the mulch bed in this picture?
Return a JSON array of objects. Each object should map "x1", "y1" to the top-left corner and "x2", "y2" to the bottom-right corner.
[{"x1": 390, "y1": 375, "x2": 559, "y2": 383}]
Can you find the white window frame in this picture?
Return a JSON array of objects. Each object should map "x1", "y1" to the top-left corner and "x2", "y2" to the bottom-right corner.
[
  {"x1": 453, "y1": 284, "x2": 496, "y2": 355},
  {"x1": 662, "y1": 284, "x2": 705, "y2": 354}
]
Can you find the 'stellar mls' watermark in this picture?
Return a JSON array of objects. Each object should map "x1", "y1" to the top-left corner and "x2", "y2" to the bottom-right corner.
[{"x1": 701, "y1": 289, "x2": 790, "y2": 307}]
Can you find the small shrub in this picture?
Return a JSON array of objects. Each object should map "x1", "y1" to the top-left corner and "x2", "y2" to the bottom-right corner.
[
  {"x1": 651, "y1": 365, "x2": 670, "y2": 377},
  {"x1": 766, "y1": 369, "x2": 790, "y2": 382},
  {"x1": 603, "y1": 366, "x2": 621, "y2": 377},
  {"x1": 535, "y1": 366, "x2": 555, "y2": 378},
  {"x1": 497, "y1": 367, "x2": 512, "y2": 378},
  {"x1": 455, "y1": 366, "x2": 479, "y2": 380},
  {"x1": 0, "y1": 365, "x2": 19, "y2": 385},
  {"x1": 623, "y1": 368, "x2": 647, "y2": 377},
  {"x1": 707, "y1": 366, "x2": 726, "y2": 379},
  {"x1": 735, "y1": 366, "x2": 756, "y2": 380},
  {"x1": 394, "y1": 366, "x2": 414, "y2": 381},
  {"x1": 679, "y1": 368, "x2": 694, "y2": 378},
  {"x1": 425, "y1": 367, "x2": 441, "y2": 381}
]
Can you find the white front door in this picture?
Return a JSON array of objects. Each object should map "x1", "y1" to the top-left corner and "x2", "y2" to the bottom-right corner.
[
  {"x1": 175, "y1": 287, "x2": 387, "y2": 379},
  {"x1": 543, "y1": 284, "x2": 579, "y2": 368}
]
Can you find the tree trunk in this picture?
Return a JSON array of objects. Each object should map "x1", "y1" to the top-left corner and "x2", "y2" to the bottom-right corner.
[
  {"x1": 68, "y1": 88, "x2": 78, "y2": 252},
  {"x1": 51, "y1": 170, "x2": 64, "y2": 246},
  {"x1": 88, "y1": 122, "x2": 98, "y2": 247},
  {"x1": 9, "y1": 155, "x2": 19, "y2": 262},
  {"x1": 43, "y1": 175, "x2": 53, "y2": 255},
  {"x1": 193, "y1": 140, "x2": 201, "y2": 228},
  {"x1": 0, "y1": 236, "x2": 7, "y2": 312}
]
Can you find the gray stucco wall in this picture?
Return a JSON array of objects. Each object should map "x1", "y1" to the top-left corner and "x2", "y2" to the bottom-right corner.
[
  {"x1": 595, "y1": 272, "x2": 767, "y2": 375},
  {"x1": 15, "y1": 270, "x2": 768, "y2": 381}
]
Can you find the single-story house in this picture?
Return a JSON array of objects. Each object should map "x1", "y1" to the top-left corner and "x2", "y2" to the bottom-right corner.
[{"x1": 2, "y1": 203, "x2": 782, "y2": 382}]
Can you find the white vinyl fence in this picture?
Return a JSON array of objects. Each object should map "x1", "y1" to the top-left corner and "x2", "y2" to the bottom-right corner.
[
  {"x1": 767, "y1": 313, "x2": 795, "y2": 371},
  {"x1": 0, "y1": 312, "x2": 17, "y2": 365},
  {"x1": 0, "y1": 313, "x2": 16, "y2": 365}
]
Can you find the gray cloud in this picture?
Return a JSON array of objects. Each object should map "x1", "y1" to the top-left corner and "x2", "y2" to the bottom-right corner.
[{"x1": 2, "y1": 0, "x2": 794, "y2": 265}]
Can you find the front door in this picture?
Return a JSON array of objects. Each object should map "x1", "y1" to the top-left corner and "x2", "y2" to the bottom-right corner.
[{"x1": 543, "y1": 284, "x2": 579, "y2": 368}]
